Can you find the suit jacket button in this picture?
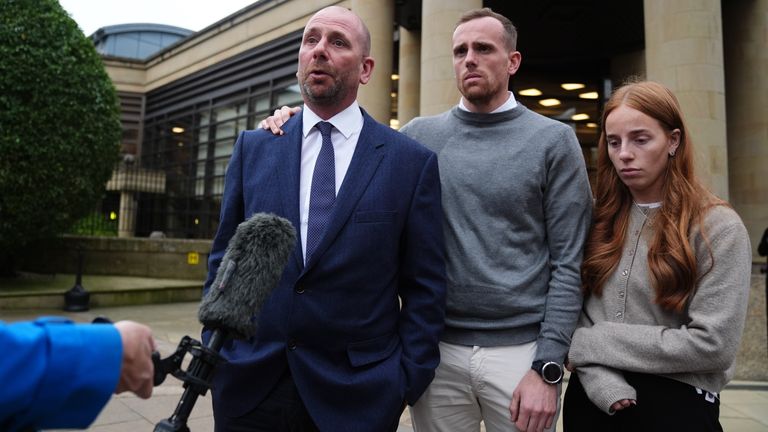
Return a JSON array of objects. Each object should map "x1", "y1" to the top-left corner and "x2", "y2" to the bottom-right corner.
[
  {"x1": 288, "y1": 339, "x2": 297, "y2": 350},
  {"x1": 295, "y1": 285, "x2": 305, "y2": 294}
]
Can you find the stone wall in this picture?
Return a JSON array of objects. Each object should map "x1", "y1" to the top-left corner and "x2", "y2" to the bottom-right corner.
[
  {"x1": 736, "y1": 274, "x2": 768, "y2": 381},
  {"x1": 19, "y1": 235, "x2": 212, "y2": 280}
]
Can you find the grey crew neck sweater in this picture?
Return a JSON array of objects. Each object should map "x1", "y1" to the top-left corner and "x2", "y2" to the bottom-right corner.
[
  {"x1": 400, "y1": 105, "x2": 593, "y2": 362},
  {"x1": 568, "y1": 204, "x2": 752, "y2": 413}
]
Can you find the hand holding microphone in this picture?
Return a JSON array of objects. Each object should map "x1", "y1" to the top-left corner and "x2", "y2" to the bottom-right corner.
[{"x1": 114, "y1": 320, "x2": 156, "y2": 399}]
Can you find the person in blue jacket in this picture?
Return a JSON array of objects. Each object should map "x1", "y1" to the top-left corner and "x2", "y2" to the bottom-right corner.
[{"x1": 0, "y1": 318, "x2": 156, "y2": 431}]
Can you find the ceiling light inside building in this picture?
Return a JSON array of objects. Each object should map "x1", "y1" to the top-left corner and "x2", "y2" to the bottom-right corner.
[
  {"x1": 391, "y1": 74, "x2": 399, "y2": 81},
  {"x1": 579, "y1": 91, "x2": 599, "y2": 99},
  {"x1": 586, "y1": 122, "x2": 598, "y2": 128},
  {"x1": 172, "y1": 126, "x2": 185, "y2": 134},
  {"x1": 561, "y1": 83, "x2": 585, "y2": 90},
  {"x1": 519, "y1": 88, "x2": 542, "y2": 96},
  {"x1": 571, "y1": 113, "x2": 590, "y2": 121},
  {"x1": 539, "y1": 98, "x2": 561, "y2": 107}
]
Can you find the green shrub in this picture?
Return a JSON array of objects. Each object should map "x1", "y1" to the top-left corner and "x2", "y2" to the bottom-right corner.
[
  {"x1": 70, "y1": 210, "x2": 119, "y2": 237},
  {"x1": 0, "y1": 0, "x2": 120, "y2": 257}
]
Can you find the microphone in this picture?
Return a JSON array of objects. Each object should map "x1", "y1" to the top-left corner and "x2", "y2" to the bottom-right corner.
[
  {"x1": 198, "y1": 212, "x2": 296, "y2": 339},
  {"x1": 154, "y1": 213, "x2": 295, "y2": 432}
]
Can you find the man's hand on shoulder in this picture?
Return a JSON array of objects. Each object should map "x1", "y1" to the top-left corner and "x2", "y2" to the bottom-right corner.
[
  {"x1": 509, "y1": 369, "x2": 557, "y2": 432},
  {"x1": 258, "y1": 106, "x2": 302, "y2": 135}
]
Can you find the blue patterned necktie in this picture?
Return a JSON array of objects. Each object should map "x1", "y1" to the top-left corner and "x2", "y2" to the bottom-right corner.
[{"x1": 306, "y1": 121, "x2": 336, "y2": 261}]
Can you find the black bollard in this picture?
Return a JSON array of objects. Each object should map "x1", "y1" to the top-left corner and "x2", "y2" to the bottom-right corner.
[{"x1": 64, "y1": 248, "x2": 90, "y2": 311}]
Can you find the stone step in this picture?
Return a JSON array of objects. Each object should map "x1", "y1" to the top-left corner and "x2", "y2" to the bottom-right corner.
[{"x1": 0, "y1": 274, "x2": 203, "y2": 310}]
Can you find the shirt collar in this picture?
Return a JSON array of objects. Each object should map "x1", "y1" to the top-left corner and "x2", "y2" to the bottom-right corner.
[
  {"x1": 302, "y1": 101, "x2": 362, "y2": 139},
  {"x1": 458, "y1": 91, "x2": 517, "y2": 113}
]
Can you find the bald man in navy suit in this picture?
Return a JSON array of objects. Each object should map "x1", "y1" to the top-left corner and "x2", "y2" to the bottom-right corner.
[{"x1": 203, "y1": 6, "x2": 446, "y2": 432}]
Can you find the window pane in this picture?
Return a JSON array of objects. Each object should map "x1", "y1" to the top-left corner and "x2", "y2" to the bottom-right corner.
[
  {"x1": 252, "y1": 94, "x2": 270, "y2": 113},
  {"x1": 275, "y1": 84, "x2": 302, "y2": 107}
]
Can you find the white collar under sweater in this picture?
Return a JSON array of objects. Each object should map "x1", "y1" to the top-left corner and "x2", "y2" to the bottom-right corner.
[{"x1": 458, "y1": 91, "x2": 517, "y2": 113}]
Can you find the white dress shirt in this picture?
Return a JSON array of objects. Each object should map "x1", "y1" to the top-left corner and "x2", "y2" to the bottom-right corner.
[
  {"x1": 458, "y1": 91, "x2": 517, "y2": 113},
  {"x1": 299, "y1": 102, "x2": 363, "y2": 263}
]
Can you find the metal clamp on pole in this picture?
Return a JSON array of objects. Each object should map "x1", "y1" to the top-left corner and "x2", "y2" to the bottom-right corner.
[{"x1": 152, "y1": 333, "x2": 225, "y2": 432}]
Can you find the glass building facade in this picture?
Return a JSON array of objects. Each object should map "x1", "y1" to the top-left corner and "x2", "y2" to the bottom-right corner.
[
  {"x1": 92, "y1": 24, "x2": 193, "y2": 60},
  {"x1": 134, "y1": 31, "x2": 303, "y2": 238},
  {"x1": 96, "y1": 0, "x2": 767, "y2": 254}
]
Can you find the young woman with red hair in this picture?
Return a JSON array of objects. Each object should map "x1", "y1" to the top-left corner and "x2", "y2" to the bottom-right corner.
[{"x1": 563, "y1": 81, "x2": 752, "y2": 431}]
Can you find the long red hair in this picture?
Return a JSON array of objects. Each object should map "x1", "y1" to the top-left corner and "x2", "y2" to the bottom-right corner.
[{"x1": 581, "y1": 81, "x2": 721, "y2": 313}]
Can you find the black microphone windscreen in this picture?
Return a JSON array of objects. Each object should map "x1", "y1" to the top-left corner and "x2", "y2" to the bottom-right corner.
[{"x1": 198, "y1": 213, "x2": 296, "y2": 339}]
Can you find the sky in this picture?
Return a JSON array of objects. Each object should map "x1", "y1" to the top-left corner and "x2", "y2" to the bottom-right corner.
[{"x1": 58, "y1": 0, "x2": 259, "y2": 36}]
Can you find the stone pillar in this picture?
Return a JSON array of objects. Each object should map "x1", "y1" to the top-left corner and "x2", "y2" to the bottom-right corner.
[
  {"x1": 420, "y1": 0, "x2": 482, "y2": 116},
  {"x1": 722, "y1": 0, "x2": 768, "y2": 256},
  {"x1": 398, "y1": 26, "x2": 420, "y2": 127},
  {"x1": 118, "y1": 191, "x2": 136, "y2": 238},
  {"x1": 351, "y1": 0, "x2": 394, "y2": 124},
  {"x1": 643, "y1": 0, "x2": 728, "y2": 199}
]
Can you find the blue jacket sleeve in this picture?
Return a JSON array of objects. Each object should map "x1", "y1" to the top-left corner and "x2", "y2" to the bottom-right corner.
[{"x1": 0, "y1": 318, "x2": 122, "y2": 432}]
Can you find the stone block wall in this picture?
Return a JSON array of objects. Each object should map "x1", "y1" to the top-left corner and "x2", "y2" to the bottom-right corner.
[
  {"x1": 19, "y1": 235, "x2": 212, "y2": 280},
  {"x1": 736, "y1": 274, "x2": 768, "y2": 380}
]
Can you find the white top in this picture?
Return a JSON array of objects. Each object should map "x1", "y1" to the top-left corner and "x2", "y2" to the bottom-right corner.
[
  {"x1": 299, "y1": 102, "x2": 363, "y2": 262},
  {"x1": 635, "y1": 201, "x2": 662, "y2": 209}
]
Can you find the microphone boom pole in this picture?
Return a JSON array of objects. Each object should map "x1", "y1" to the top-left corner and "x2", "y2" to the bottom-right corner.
[{"x1": 153, "y1": 330, "x2": 226, "y2": 432}]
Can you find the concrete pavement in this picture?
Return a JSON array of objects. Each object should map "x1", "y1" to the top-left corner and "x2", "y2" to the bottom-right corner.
[{"x1": 3, "y1": 301, "x2": 768, "y2": 431}]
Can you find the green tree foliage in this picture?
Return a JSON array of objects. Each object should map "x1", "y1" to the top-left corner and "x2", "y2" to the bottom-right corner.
[{"x1": 0, "y1": 0, "x2": 120, "y2": 267}]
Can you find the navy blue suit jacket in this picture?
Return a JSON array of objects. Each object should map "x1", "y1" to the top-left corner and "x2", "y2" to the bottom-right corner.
[{"x1": 203, "y1": 109, "x2": 446, "y2": 431}]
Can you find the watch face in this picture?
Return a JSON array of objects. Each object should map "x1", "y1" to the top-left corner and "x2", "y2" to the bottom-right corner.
[{"x1": 542, "y1": 362, "x2": 562, "y2": 383}]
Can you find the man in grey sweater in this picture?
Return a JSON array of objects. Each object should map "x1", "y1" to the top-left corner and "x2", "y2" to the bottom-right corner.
[
  {"x1": 259, "y1": 7, "x2": 592, "y2": 432},
  {"x1": 399, "y1": 8, "x2": 592, "y2": 432}
]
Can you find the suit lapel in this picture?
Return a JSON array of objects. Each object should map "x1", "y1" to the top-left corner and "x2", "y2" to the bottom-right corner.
[
  {"x1": 276, "y1": 112, "x2": 304, "y2": 271},
  {"x1": 302, "y1": 111, "x2": 386, "y2": 272}
]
